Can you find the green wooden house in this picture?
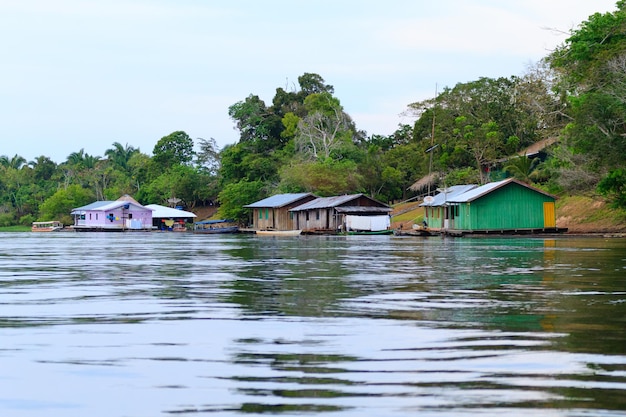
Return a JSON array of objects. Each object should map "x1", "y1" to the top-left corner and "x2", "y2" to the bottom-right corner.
[{"x1": 421, "y1": 178, "x2": 559, "y2": 233}]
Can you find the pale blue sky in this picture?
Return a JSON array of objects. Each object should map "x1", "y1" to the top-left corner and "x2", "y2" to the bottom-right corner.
[{"x1": 0, "y1": 0, "x2": 618, "y2": 163}]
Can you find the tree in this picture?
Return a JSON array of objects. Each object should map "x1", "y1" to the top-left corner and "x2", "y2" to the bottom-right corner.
[
  {"x1": 217, "y1": 179, "x2": 265, "y2": 224},
  {"x1": 38, "y1": 184, "x2": 93, "y2": 225},
  {"x1": 279, "y1": 159, "x2": 362, "y2": 196},
  {"x1": 152, "y1": 131, "x2": 195, "y2": 170},
  {"x1": 597, "y1": 168, "x2": 626, "y2": 208},
  {"x1": 195, "y1": 137, "x2": 220, "y2": 175},
  {"x1": 105, "y1": 142, "x2": 139, "y2": 172},
  {"x1": 297, "y1": 72, "x2": 334, "y2": 96},
  {"x1": 295, "y1": 93, "x2": 353, "y2": 160},
  {"x1": 29, "y1": 156, "x2": 57, "y2": 181},
  {"x1": 504, "y1": 155, "x2": 540, "y2": 183},
  {"x1": 0, "y1": 154, "x2": 27, "y2": 170},
  {"x1": 548, "y1": 2, "x2": 626, "y2": 179}
]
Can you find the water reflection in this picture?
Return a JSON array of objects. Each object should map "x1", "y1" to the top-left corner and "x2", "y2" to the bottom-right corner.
[{"x1": 0, "y1": 233, "x2": 625, "y2": 416}]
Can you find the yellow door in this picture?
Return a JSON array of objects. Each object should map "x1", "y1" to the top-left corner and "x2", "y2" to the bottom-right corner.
[{"x1": 543, "y1": 202, "x2": 556, "y2": 228}]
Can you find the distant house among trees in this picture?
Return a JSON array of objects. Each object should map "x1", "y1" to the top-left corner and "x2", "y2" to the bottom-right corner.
[{"x1": 70, "y1": 195, "x2": 153, "y2": 231}]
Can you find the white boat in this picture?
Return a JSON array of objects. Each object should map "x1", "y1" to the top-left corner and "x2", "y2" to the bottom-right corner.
[
  {"x1": 31, "y1": 221, "x2": 63, "y2": 232},
  {"x1": 256, "y1": 229, "x2": 302, "y2": 236}
]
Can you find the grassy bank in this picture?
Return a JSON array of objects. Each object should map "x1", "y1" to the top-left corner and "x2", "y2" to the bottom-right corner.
[{"x1": 0, "y1": 225, "x2": 31, "y2": 232}]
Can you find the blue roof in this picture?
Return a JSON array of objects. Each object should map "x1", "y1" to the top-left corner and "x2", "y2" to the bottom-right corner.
[
  {"x1": 446, "y1": 178, "x2": 556, "y2": 203},
  {"x1": 195, "y1": 219, "x2": 234, "y2": 225},
  {"x1": 244, "y1": 193, "x2": 314, "y2": 208}
]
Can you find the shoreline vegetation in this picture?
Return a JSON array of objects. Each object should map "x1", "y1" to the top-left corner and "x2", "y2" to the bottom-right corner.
[
  {"x1": 2, "y1": 6, "x2": 626, "y2": 232},
  {"x1": 5, "y1": 194, "x2": 625, "y2": 235}
]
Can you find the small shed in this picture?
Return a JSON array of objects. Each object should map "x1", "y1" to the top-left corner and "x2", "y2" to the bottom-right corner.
[
  {"x1": 290, "y1": 194, "x2": 392, "y2": 233},
  {"x1": 244, "y1": 193, "x2": 317, "y2": 231},
  {"x1": 71, "y1": 194, "x2": 153, "y2": 231},
  {"x1": 145, "y1": 204, "x2": 197, "y2": 230},
  {"x1": 421, "y1": 178, "x2": 558, "y2": 233}
]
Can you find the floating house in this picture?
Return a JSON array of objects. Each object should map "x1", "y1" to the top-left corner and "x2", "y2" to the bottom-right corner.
[
  {"x1": 290, "y1": 194, "x2": 392, "y2": 233},
  {"x1": 71, "y1": 195, "x2": 153, "y2": 231},
  {"x1": 420, "y1": 178, "x2": 559, "y2": 234},
  {"x1": 145, "y1": 204, "x2": 196, "y2": 231},
  {"x1": 244, "y1": 193, "x2": 317, "y2": 231}
]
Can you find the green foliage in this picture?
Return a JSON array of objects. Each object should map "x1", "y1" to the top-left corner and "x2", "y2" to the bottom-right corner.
[
  {"x1": 105, "y1": 142, "x2": 139, "y2": 172},
  {"x1": 548, "y1": 3, "x2": 626, "y2": 183},
  {"x1": 152, "y1": 131, "x2": 195, "y2": 170},
  {"x1": 504, "y1": 156, "x2": 540, "y2": 183},
  {"x1": 217, "y1": 179, "x2": 265, "y2": 224},
  {"x1": 279, "y1": 160, "x2": 362, "y2": 196},
  {"x1": 598, "y1": 169, "x2": 626, "y2": 208},
  {"x1": 444, "y1": 167, "x2": 481, "y2": 186},
  {"x1": 38, "y1": 184, "x2": 94, "y2": 225}
]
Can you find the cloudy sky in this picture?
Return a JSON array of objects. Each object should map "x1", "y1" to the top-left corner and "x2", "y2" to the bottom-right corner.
[{"x1": 0, "y1": 0, "x2": 618, "y2": 163}]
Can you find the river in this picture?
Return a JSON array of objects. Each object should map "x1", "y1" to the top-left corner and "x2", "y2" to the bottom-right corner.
[{"x1": 1, "y1": 232, "x2": 625, "y2": 416}]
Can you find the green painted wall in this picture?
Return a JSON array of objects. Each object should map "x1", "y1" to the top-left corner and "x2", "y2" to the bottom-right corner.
[{"x1": 455, "y1": 182, "x2": 554, "y2": 231}]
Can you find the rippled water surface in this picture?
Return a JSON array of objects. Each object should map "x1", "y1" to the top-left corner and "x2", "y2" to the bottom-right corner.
[{"x1": 1, "y1": 232, "x2": 625, "y2": 416}]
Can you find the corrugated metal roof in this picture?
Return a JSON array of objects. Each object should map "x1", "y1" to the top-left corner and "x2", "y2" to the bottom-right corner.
[
  {"x1": 145, "y1": 204, "x2": 196, "y2": 218},
  {"x1": 290, "y1": 194, "x2": 365, "y2": 211},
  {"x1": 71, "y1": 200, "x2": 151, "y2": 214},
  {"x1": 420, "y1": 185, "x2": 477, "y2": 206},
  {"x1": 447, "y1": 178, "x2": 556, "y2": 203},
  {"x1": 244, "y1": 193, "x2": 314, "y2": 208},
  {"x1": 335, "y1": 206, "x2": 392, "y2": 214}
]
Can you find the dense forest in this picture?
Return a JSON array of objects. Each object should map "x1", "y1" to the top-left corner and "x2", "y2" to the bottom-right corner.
[{"x1": 2, "y1": 3, "x2": 626, "y2": 226}]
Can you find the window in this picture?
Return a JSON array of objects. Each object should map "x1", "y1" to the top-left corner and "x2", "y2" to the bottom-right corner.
[
  {"x1": 316, "y1": 210, "x2": 320, "y2": 220},
  {"x1": 265, "y1": 208, "x2": 269, "y2": 219},
  {"x1": 128, "y1": 213, "x2": 133, "y2": 219},
  {"x1": 259, "y1": 210, "x2": 262, "y2": 219},
  {"x1": 89, "y1": 213, "x2": 92, "y2": 220}
]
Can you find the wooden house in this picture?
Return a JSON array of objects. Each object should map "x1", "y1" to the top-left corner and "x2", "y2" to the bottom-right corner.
[
  {"x1": 421, "y1": 178, "x2": 559, "y2": 233},
  {"x1": 71, "y1": 194, "x2": 153, "y2": 231},
  {"x1": 290, "y1": 194, "x2": 392, "y2": 233},
  {"x1": 244, "y1": 193, "x2": 317, "y2": 231}
]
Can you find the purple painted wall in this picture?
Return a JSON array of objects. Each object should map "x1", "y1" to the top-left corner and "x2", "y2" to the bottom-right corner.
[{"x1": 74, "y1": 206, "x2": 152, "y2": 229}]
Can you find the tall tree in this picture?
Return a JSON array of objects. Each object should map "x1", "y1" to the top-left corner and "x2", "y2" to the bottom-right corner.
[
  {"x1": 548, "y1": 2, "x2": 626, "y2": 174},
  {"x1": 152, "y1": 131, "x2": 195, "y2": 170}
]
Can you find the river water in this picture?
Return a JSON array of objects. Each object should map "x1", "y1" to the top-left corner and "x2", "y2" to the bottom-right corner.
[{"x1": 0, "y1": 232, "x2": 625, "y2": 416}]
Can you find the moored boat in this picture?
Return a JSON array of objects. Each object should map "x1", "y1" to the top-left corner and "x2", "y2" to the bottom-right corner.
[
  {"x1": 256, "y1": 229, "x2": 302, "y2": 236},
  {"x1": 31, "y1": 221, "x2": 63, "y2": 232},
  {"x1": 193, "y1": 219, "x2": 239, "y2": 234}
]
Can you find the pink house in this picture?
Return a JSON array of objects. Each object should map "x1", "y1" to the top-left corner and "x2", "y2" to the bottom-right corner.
[{"x1": 71, "y1": 195, "x2": 153, "y2": 231}]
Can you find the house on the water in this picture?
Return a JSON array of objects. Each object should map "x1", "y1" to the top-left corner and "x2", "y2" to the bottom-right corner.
[
  {"x1": 71, "y1": 195, "x2": 153, "y2": 231},
  {"x1": 290, "y1": 194, "x2": 392, "y2": 233},
  {"x1": 145, "y1": 204, "x2": 196, "y2": 231},
  {"x1": 243, "y1": 193, "x2": 317, "y2": 231},
  {"x1": 420, "y1": 178, "x2": 560, "y2": 234}
]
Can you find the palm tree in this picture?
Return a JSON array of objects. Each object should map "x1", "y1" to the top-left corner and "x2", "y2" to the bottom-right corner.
[
  {"x1": 0, "y1": 154, "x2": 26, "y2": 169},
  {"x1": 504, "y1": 155, "x2": 539, "y2": 183},
  {"x1": 66, "y1": 149, "x2": 86, "y2": 166},
  {"x1": 105, "y1": 142, "x2": 138, "y2": 171}
]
